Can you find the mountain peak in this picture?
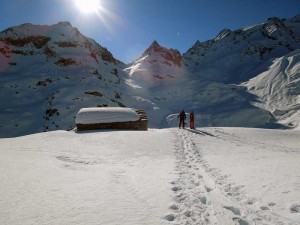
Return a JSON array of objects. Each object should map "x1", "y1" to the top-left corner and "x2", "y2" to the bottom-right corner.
[
  {"x1": 143, "y1": 40, "x2": 164, "y2": 55},
  {"x1": 149, "y1": 40, "x2": 161, "y2": 48},
  {"x1": 56, "y1": 21, "x2": 72, "y2": 27},
  {"x1": 291, "y1": 14, "x2": 300, "y2": 22},
  {"x1": 136, "y1": 41, "x2": 182, "y2": 67},
  {"x1": 142, "y1": 40, "x2": 182, "y2": 57},
  {"x1": 215, "y1": 29, "x2": 232, "y2": 41}
]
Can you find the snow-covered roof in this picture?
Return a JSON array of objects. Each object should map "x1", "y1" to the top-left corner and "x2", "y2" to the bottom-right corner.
[{"x1": 75, "y1": 107, "x2": 140, "y2": 124}]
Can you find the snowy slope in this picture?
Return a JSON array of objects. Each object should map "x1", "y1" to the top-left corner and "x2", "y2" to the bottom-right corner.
[
  {"x1": 0, "y1": 22, "x2": 127, "y2": 137},
  {"x1": 0, "y1": 127, "x2": 299, "y2": 225},
  {"x1": 123, "y1": 41, "x2": 277, "y2": 129},
  {"x1": 244, "y1": 49, "x2": 300, "y2": 128},
  {"x1": 121, "y1": 15, "x2": 300, "y2": 130},
  {"x1": 184, "y1": 15, "x2": 300, "y2": 83},
  {"x1": 124, "y1": 41, "x2": 187, "y2": 88}
]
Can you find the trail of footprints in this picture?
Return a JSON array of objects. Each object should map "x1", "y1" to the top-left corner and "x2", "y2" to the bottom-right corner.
[
  {"x1": 164, "y1": 129, "x2": 250, "y2": 225},
  {"x1": 164, "y1": 129, "x2": 299, "y2": 225}
]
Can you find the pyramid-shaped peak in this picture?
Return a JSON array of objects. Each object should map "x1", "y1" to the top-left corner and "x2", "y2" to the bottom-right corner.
[
  {"x1": 138, "y1": 40, "x2": 182, "y2": 66},
  {"x1": 150, "y1": 40, "x2": 161, "y2": 48},
  {"x1": 145, "y1": 40, "x2": 165, "y2": 52},
  {"x1": 194, "y1": 40, "x2": 202, "y2": 47},
  {"x1": 143, "y1": 40, "x2": 172, "y2": 55}
]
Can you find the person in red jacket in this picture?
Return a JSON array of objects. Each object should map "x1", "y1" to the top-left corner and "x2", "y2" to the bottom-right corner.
[
  {"x1": 190, "y1": 111, "x2": 195, "y2": 129},
  {"x1": 178, "y1": 110, "x2": 186, "y2": 129}
]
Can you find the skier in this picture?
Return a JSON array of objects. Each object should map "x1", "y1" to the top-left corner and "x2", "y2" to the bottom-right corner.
[
  {"x1": 190, "y1": 111, "x2": 195, "y2": 129},
  {"x1": 178, "y1": 110, "x2": 186, "y2": 129}
]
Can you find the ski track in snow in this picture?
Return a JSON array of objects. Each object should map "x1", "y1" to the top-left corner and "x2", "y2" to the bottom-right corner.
[{"x1": 167, "y1": 128, "x2": 299, "y2": 225}]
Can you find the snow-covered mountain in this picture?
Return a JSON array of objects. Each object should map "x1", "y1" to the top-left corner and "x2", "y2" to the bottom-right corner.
[
  {"x1": 0, "y1": 22, "x2": 128, "y2": 137},
  {"x1": 123, "y1": 40, "x2": 275, "y2": 129},
  {"x1": 124, "y1": 41, "x2": 186, "y2": 88},
  {"x1": 184, "y1": 15, "x2": 300, "y2": 82},
  {"x1": 122, "y1": 14, "x2": 300, "y2": 130},
  {"x1": 244, "y1": 49, "x2": 300, "y2": 128},
  {"x1": 1, "y1": 15, "x2": 300, "y2": 137},
  {"x1": 122, "y1": 16, "x2": 300, "y2": 130},
  {"x1": 182, "y1": 14, "x2": 300, "y2": 129}
]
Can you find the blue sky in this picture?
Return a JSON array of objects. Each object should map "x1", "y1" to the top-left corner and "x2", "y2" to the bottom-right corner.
[{"x1": 0, "y1": 0, "x2": 299, "y2": 63}]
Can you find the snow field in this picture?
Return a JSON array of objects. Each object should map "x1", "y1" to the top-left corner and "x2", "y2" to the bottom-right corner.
[
  {"x1": 0, "y1": 127, "x2": 299, "y2": 225},
  {"x1": 0, "y1": 129, "x2": 176, "y2": 225},
  {"x1": 168, "y1": 128, "x2": 300, "y2": 225}
]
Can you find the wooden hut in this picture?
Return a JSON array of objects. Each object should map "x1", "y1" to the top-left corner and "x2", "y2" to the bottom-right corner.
[{"x1": 76, "y1": 107, "x2": 148, "y2": 131}]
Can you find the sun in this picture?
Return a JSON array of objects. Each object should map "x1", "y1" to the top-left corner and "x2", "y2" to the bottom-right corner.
[{"x1": 75, "y1": 0, "x2": 101, "y2": 14}]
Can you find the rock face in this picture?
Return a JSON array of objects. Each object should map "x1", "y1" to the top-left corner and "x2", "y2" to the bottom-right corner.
[
  {"x1": 142, "y1": 41, "x2": 183, "y2": 67},
  {"x1": 0, "y1": 14, "x2": 300, "y2": 137}
]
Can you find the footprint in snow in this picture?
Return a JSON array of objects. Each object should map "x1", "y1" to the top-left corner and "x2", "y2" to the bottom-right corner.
[
  {"x1": 164, "y1": 214, "x2": 176, "y2": 221},
  {"x1": 245, "y1": 197, "x2": 257, "y2": 205},
  {"x1": 205, "y1": 186, "x2": 213, "y2": 192},
  {"x1": 170, "y1": 204, "x2": 179, "y2": 211},
  {"x1": 184, "y1": 210, "x2": 192, "y2": 217},
  {"x1": 171, "y1": 186, "x2": 182, "y2": 192},
  {"x1": 200, "y1": 196, "x2": 207, "y2": 204},
  {"x1": 260, "y1": 206, "x2": 270, "y2": 210},
  {"x1": 223, "y1": 206, "x2": 241, "y2": 216},
  {"x1": 233, "y1": 217, "x2": 249, "y2": 225},
  {"x1": 290, "y1": 203, "x2": 300, "y2": 213}
]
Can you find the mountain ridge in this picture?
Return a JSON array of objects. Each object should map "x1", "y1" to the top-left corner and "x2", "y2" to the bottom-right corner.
[
  {"x1": 183, "y1": 14, "x2": 300, "y2": 83},
  {"x1": 1, "y1": 15, "x2": 300, "y2": 137}
]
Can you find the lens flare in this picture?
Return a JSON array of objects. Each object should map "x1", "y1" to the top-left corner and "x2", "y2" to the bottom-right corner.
[
  {"x1": 75, "y1": 0, "x2": 101, "y2": 14},
  {"x1": 73, "y1": 0, "x2": 125, "y2": 36}
]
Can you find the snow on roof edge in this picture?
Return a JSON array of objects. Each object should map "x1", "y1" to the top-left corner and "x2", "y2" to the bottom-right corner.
[{"x1": 75, "y1": 107, "x2": 140, "y2": 124}]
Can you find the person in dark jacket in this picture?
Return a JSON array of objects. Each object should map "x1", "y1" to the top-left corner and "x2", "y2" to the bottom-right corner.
[
  {"x1": 190, "y1": 111, "x2": 195, "y2": 129},
  {"x1": 178, "y1": 110, "x2": 186, "y2": 129}
]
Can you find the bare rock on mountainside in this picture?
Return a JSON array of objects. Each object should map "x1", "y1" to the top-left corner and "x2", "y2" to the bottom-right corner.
[{"x1": 142, "y1": 41, "x2": 183, "y2": 67}]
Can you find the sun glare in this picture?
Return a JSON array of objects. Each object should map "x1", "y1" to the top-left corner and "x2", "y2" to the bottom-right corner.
[
  {"x1": 75, "y1": 0, "x2": 101, "y2": 14},
  {"x1": 72, "y1": 0, "x2": 123, "y2": 34}
]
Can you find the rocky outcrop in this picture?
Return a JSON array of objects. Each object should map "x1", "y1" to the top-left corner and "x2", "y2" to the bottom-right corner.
[{"x1": 142, "y1": 41, "x2": 182, "y2": 67}]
